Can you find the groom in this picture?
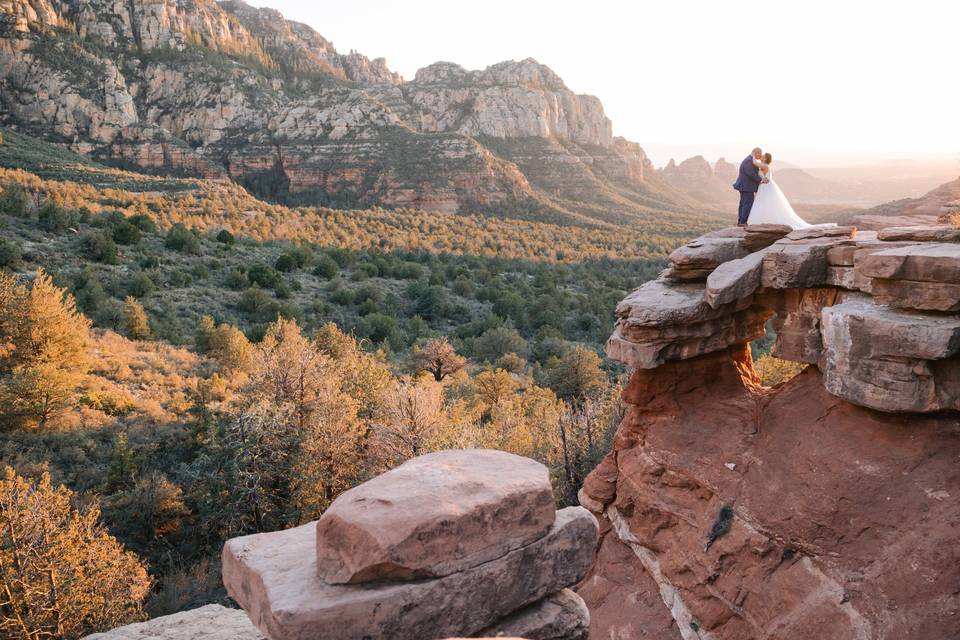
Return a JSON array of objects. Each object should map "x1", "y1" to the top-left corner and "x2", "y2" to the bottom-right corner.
[{"x1": 733, "y1": 147, "x2": 764, "y2": 226}]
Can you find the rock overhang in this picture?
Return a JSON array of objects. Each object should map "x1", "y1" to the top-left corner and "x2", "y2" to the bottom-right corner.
[{"x1": 608, "y1": 220, "x2": 960, "y2": 412}]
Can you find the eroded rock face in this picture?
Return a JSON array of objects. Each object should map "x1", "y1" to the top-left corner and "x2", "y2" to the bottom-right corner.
[
  {"x1": 315, "y1": 449, "x2": 555, "y2": 584},
  {"x1": 0, "y1": 1, "x2": 685, "y2": 219},
  {"x1": 580, "y1": 346, "x2": 960, "y2": 640}
]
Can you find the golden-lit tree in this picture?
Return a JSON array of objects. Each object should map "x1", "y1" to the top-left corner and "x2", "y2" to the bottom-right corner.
[
  {"x1": 0, "y1": 467, "x2": 151, "y2": 640},
  {"x1": 0, "y1": 270, "x2": 91, "y2": 428},
  {"x1": 245, "y1": 319, "x2": 365, "y2": 522},
  {"x1": 371, "y1": 375, "x2": 451, "y2": 467},
  {"x1": 121, "y1": 297, "x2": 151, "y2": 340},
  {"x1": 412, "y1": 337, "x2": 466, "y2": 382}
]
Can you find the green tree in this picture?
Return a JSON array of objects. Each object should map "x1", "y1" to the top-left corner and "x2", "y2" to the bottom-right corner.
[
  {"x1": 0, "y1": 467, "x2": 151, "y2": 639},
  {"x1": 540, "y1": 346, "x2": 607, "y2": 403},
  {"x1": 0, "y1": 238, "x2": 21, "y2": 269},
  {"x1": 107, "y1": 431, "x2": 136, "y2": 491},
  {"x1": 0, "y1": 182, "x2": 29, "y2": 217},
  {"x1": 121, "y1": 296, "x2": 151, "y2": 340},
  {"x1": 0, "y1": 270, "x2": 91, "y2": 428}
]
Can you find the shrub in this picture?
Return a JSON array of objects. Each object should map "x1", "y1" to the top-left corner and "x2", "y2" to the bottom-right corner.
[
  {"x1": 127, "y1": 213, "x2": 157, "y2": 233},
  {"x1": 38, "y1": 202, "x2": 79, "y2": 232},
  {"x1": 127, "y1": 272, "x2": 155, "y2": 298},
  {"x1": 313, "y1": 255, "x2": 338, "y2": 279},
  {"x1": 0, "y1": 182, "x2": 29, "y2": 217},
  {"x1": 247, "y1": 262, "x2": 280, "y2": 288},
  {"x1": 165, "y1": 223, "x2": 201, "y2": 254},
  {"x1": 112, "y1": 220, "x2": 142, "y2": 245},
  {"x1": 0, "y1": 237, "x2": 21, "y2": 268},
  {"x1": 274, "y1": 253, "x2": 297, "y2": 272},
  {"x1": 215, "y1": 229, "x2": 235, "y2": 245},
  {"x1": 80, "y1": 231, "x2": 118, "y2": 264}
]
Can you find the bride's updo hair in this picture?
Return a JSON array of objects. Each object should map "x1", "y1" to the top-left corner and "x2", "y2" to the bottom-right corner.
[{"x1": 763, "y1": 152, "x2": 773, "y2": 164}]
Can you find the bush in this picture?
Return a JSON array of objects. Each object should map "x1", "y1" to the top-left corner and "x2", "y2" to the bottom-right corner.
[
  {"x1": 224, "y1": 268, "x2": 248, "y2": 290},
  {"x1": 247, "y1": 262, "x2": 281, "y2": 288},
  {"x1": 0, "y1": 237, "x2": 21, "y2": 268},
  {"x1": 80, "y1": 231, "x2": 118, "y2": 264},
  {"x1": 112, "y1": 220, "x2": 142, "y2": 245},
  {"x1": 165, "y1": 223, "x2": 201, "y2": 254},
  {"x1": 472, "y1": 326, "x2": 527, "y2": 362},
  {"x1": 0, "y1": 182, "x2": 29, "y2": 217},
  {"x1": 127, "y1": 272, "x2": 155, "y2": 298},
  {"x1": 274, "y1": 253, "x2": 297, "y2": 272},
  {"x1": 313, "y1": 255, "x2": 339, "y2": 279},
  {"x1": 330, "y1": 287, "x2": 355, "y2": 306},
  {"x1": 121, "y1": 296, "x2": 151, "y2": 339},
  {"x1": 127, "y1": 213, "x2": 157, "y2": 233},
  {"x1": 37, "y1": 202, "x2": 78, "y2": 232},
  {"x1": 215, "y1": 229, "x2": 235, "y2": 245}
]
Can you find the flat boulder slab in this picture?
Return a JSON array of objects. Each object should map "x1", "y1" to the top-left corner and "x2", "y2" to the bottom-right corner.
[
  {"x1": 665, "y1": 237, "x2": 748, "y2": 281},
  {"x1": 743, "y1": 224, "x2": 792, "y2": 251},
  {"x1": 83, "y1": 605, "x2": 263, "y2": 640},
  {"x1": 223, "y1": 507, "x2": 598, "y2": 640},
  {"x1": 315, "y1": 449, "x2": 555, "y2": 584},
  {"x1": 857, "y1": 243, "x2": 960, "y2": 311},
  {"x1": 857, "y1": 243, "x2": 960, "y2": 282},
  {"x1": 705, "y1": 248, "x2": 770, "y2": 308},
  {"x1": 820, "y1": 296, "x2": 960, "y2": 411},
  {"x1": 785, "y1": 225, "x2": 855, "y2": 241},
  {"x1": 877, "y1": 225, "x2": 960, "y2": 242},
  {"x1": 476, "y1": 589, "x2": 589, "y2": 640}
]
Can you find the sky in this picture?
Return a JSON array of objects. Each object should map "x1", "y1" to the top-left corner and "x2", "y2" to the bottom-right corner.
[{"x1": 250, "y1": 0, "x2": 959, "y2": 168}]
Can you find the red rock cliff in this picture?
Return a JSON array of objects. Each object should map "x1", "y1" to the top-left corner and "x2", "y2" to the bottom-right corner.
[{"x1": 579, "y1": 221, "x2": 960, "y2": 640}]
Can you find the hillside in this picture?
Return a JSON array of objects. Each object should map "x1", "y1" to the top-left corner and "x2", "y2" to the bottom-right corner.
[{"x1": 0, "y1": 0, "x2": 717, "y2": 227}]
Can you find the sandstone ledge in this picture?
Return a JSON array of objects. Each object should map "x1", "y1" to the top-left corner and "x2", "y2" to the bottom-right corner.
[{"x1": 607, "y1": 222, "x2": 960, "y2": 412}]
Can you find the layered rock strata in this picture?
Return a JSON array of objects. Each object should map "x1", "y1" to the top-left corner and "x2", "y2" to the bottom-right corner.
[
  {"x1": 581, "y1": 218, "x2": 960, "y2": 639},
  {"x1": 223, "y1": 449, "x2": 597, "y2": 640},
  {"x1": 0, "y1": 0, "x2": 699, "y2": 220}
]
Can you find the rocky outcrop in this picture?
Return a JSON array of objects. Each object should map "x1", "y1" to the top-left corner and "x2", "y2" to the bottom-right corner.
[
  {"x1": 0, "y1": 0, "x2": 698, "y2": 222},
  {"x1": 659, "y1": 155, "x2": 737, "y2": 208},
  {"x1": 582, "y1": 220, "x2": 960, "y2": 639},
  {"x1": 223, "y1": 450, "x2": 596, "y2": 640}
]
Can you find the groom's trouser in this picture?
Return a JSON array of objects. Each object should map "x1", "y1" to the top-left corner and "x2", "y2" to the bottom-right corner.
[{"x1": 737, "y1": 191, "x2": 755, "y2": 225}]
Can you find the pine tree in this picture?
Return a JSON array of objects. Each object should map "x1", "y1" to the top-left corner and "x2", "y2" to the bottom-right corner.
[
  {"x1": 107, "y1": 431, "x2": 136, "y2": 491},
  {"x1": 0, "y1": 270, "x2": 91, "y2": 428},
  {"x1": 0, "y1": 467, "x2": 151, "y2": 639},
  {"x1": 121, "y1": 296, "x2": 151, "y2": 340}
]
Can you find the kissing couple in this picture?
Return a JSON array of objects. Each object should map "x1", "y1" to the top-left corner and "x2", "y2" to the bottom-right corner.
[{"x1": 732, "y1": 147, "x2": 813, "y2": 229}]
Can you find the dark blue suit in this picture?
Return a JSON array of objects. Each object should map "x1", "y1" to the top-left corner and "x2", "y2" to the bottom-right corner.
[{"x1": 732, "y1": 155, "x2": 762, "y2": 225}]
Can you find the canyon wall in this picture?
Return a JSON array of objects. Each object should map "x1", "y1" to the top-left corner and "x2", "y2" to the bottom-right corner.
[
  {"x1": 0, "y1": 0, "x2": 699, "y2": 222},
  {"x1": 579, "y1": 220, "x2": 960, "y2": 639}
]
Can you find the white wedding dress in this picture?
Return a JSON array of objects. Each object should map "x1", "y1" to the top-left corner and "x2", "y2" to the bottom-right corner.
[{"x1": 746, "y1": 167, "x2": 812, "y2": 229}]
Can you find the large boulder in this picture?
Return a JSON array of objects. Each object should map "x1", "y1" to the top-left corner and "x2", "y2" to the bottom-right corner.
[
  {"x1": 223, "y1": 507, "x2": 598, "y2": 640},
  {"x1": 665, "y1": 237, "x2": 749, "y2": 281},
  {"x1": 819, "y1": 296, "x2": 960, "y2": 412},
  {"x1": 857, "y1": 243, "x2": 960, "y2": 311},
  {"x1": 315, "y1": 449, "x2": 555, "y2": 584}
]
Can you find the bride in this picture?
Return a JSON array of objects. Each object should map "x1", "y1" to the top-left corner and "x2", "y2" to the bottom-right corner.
[{"x1": 747, "y1": 153, "x2": 813, "y2": 228}]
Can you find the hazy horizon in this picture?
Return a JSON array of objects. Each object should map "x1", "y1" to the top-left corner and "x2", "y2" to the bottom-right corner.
[{"x1": 250, "y1": 0, "x2": 959, "y2": 168}]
